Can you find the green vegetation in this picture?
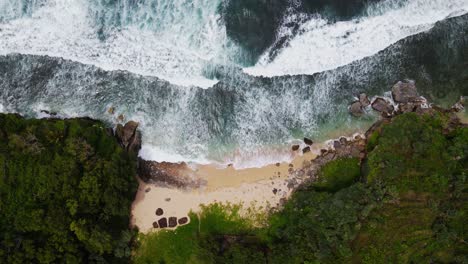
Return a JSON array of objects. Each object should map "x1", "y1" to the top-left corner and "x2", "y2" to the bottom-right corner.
[
  {"x1": 135, "y1": 111, "x2": 467, "y2": 263},
  {"x1": 134, "y1": 203, "x2": 264, "y2": 264},
  {"x1": 313, "y1": 157, "x2": 361, "y2": 192},
  {"x1": 0, "y1": 114, "x2": 138, "y2": 263},
  {"x1": 1, "y1": 110, "x2": 465, "y2": 263}
]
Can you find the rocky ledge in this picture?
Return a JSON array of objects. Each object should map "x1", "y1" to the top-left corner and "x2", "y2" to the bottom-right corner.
[
  {"x1": 138, "y1": 159, "x2": 206, "y2": 189},
  {"x1": 287, "y1": 80, "x2": 465, "y2": 201}
]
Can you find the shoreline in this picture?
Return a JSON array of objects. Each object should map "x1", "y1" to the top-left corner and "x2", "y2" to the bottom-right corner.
[
  {"x1": 130, "y1": 151, "x2": 318, "y2": 233},
  {"x1": 130, "y1": 131, "x2": 368, "y2": 233}
]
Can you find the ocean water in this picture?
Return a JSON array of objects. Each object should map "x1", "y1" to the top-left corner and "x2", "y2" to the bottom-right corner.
[{"x1": 0, "y1": 0, "x2": 467, "y2": 168}]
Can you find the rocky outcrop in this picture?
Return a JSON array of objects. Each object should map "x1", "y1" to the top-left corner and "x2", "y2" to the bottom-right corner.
[
  {"x1": 114, "y1": 121, "x2": 141, "y2": 154},
  {"x1": 286, "y1": 135, "x2": 367, "y2": 191},
  {"x1": 138, "y1": 159, "x2": 205, "y2": 189}
]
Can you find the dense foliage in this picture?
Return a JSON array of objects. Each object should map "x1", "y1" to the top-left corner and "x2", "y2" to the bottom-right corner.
[
  {"x1": 0, "y1": 114, "x2": 138, "y2": 263},
  {"x1": 135, "y1": 111, "x2": 467, "y2": 263}
]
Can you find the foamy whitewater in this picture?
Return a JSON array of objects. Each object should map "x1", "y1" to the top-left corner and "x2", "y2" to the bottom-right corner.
[
  {"x1": 0, "y1": 0, "x2": 234, "y2": 88},
  {"x1": 245, "y1": 0, "x2": 468, "y2": 76},
  {"x1": 0, "y1": 0, "x2": 467, "y2": 168}
]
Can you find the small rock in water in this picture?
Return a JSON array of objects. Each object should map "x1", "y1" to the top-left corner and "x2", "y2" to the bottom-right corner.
[
  {"x1": 303, "y1": 138, "x2": 313, "y2": 145},
  {"x1": 291, "y1": 145, "x2": 300, "y2": 151},
  {"x1": 156, "y1": 208, "x2": 164, "y2": 216},
  {"x1": 158, "y1": 218, "x2": 168, "y2": 228},
  {"x1": 165, "y1": 198, "x2": 171, "y2": 202},
  {"x1": 168, "y1": 217, "x2": 177, "y2": 228},
  {"x1": 302, "y1": 146, "x2": 311, "y2": 153},
  {"x1": 178, "y1": 217, "x2": 189, "y2": 225},
  {"x1": 288, "y1": 164, "x2": 293, "y2": 168},
  {"x1": 272, "y1": 188, "x2": 278, "y2": 195},
  {"x1": 107, "y1": 107, "x2": 115, "y2": 114},
  {"x1": 117, "y1": 114, "x2": 124, "y2": 122},
  {"x1": 152, "y1": 221, "x2": 159, "y2": 228},
  {"x1": 275, "y1": 162, "x2": 280, "y2": 167}
]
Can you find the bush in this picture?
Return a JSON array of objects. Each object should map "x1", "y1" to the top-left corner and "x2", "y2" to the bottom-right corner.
[
  {"x1": 314, "y1": 157, "x2": 361, "y2": 192},
  {"x1": 0, "y1": 114, "x2": 138, "y2": 263},
  {"x1": 366, "y1": 113, "x2": 454, "y2": 195}
]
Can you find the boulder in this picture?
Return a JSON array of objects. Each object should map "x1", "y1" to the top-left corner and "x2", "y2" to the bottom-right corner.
[
  {"x1": 291, "y1": 144, "x2": 300, "y2": 151},
  {"x1": 349, "y1": 101, "x2": 364, "y2": 117},
  {"x1": 359, "y1": 93, "x2": 370, "y2": 107},
  {"x1": 302, "y1": 146, "x2": 311, "y2": 154},
  {"x1": 178, "y1": 217, "x2": 189, "y2": 225},
  {"x1": 168, "y1": 217, "x2": 178, "y2": 228},
  {"x1": 155, "y1": 208, "x2": 164, "y2": 216},
  {"x1": 391, "y1": 80, "x2": 418, "y2": 103},
  {"x1": 371, "y1": 97, "x2": 394, "y2": 114},
  {"x1": 304, "y1": 137, "x2": 313, "y2": 145},
  {"x1": 158, "y1": 218, "x2": 168, "y2": 228}
]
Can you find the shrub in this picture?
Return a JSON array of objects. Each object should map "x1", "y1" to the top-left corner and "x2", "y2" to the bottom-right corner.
[
  {"x1": 314, "y1": 157, "x2": 361, "y2": 192},
  {"x1": 0, "y1": 114, "x2": 138, "y2": 263}
]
